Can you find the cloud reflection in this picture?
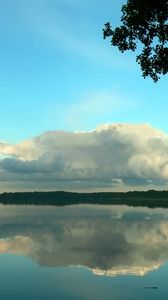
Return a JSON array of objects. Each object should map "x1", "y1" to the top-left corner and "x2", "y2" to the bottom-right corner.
[{"x1": 0, "y1": 205, "x2": 168, "y2": 276}]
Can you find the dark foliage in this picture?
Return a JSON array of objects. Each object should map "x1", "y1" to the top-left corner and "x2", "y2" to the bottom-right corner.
[
  {"x1": 103, "y1": 0, "x2": 168, "y2": 82},
  {"x1": 1, "y1": 190, "x2": 168, "y2": 208}
]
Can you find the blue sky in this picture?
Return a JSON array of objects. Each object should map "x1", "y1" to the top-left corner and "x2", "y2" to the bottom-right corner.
[
  {"x1": 0, "y1": 0, "x2": 167, "y2": 192},
  {"x1": 0, "y1": 0, "x2": 167, "y2": 143}
]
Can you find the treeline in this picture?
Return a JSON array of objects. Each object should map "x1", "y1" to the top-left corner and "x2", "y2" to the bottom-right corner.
[{"x1": 0, "y1": 190, "x2": 168, "y2": 208}]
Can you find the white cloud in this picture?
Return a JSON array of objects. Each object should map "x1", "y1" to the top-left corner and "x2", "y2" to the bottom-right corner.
[{"x1": 0, "y1": 123, "x2": 168, "y2": 191}]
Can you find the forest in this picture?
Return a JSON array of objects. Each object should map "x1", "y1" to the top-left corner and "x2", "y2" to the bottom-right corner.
[{"x1": 0, "y1": 190, "x2": 168, "y2": 208}]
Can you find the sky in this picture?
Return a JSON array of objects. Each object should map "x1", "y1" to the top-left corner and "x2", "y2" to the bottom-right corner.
[{"x1": 0, "y1": 0, "x2": 167, "y2": 192}]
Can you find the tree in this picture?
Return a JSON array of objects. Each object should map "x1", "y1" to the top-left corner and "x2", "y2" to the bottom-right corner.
[{"x1": 103, "y1": 0, "x2": 168, "y2": 82}]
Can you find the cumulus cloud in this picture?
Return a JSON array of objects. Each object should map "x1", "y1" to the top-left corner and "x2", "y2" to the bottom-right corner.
[{"x1": 0, "y1": 123, "x2": 168, "y2": 191}]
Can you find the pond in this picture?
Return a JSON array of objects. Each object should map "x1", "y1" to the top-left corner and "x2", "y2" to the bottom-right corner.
[{"x1": 0, "y1": 204, "x2": 168, "y2": 299}]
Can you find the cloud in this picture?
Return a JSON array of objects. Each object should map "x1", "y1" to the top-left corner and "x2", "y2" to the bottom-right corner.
[{"x1": 0, "y1": 123, "x2": 168, "y2": 191}]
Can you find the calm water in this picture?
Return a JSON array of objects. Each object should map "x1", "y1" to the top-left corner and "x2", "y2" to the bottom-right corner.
[{"x1": 0, "y1": 204, "x2": 168, "y2": 299}]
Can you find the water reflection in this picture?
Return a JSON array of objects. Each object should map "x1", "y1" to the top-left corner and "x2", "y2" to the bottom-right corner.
[{"x1": 0, "y1": 204, "x2": 168, "y2": 277}]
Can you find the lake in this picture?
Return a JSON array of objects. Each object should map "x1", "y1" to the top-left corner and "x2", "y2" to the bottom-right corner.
[{"x1": 0, "y1": 204, "x2": 168, "y2": 299}]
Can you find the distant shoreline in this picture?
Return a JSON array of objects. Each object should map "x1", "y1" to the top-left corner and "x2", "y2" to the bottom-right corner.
[{"x1": 0, "y1": 190, "x2": 168, "y2": 208}]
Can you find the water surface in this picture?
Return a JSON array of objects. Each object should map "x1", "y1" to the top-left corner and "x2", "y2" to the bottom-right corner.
[{"x1": 0, "y1": 204, "x2": 168, "y2": 299}]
